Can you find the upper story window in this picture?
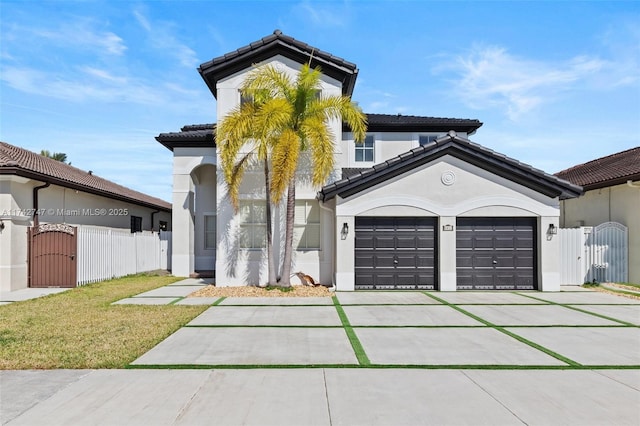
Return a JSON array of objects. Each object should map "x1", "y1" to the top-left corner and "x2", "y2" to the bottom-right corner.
[
  {"x1": 419, "y1": 135, "x2": 440, "y2": 146},
  {"x1": 355, "y1": 135, "x2": 375, "y2": 162},
  {"x1": 239, "y1": 90, "x2": 253, "y2": 107}
]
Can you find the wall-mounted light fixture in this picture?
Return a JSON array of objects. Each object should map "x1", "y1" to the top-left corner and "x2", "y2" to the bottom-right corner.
[
  {"x1": 341, "y1": 222, "x2": 349, "y2": 240},
  {"x1": 547, "y1": 224, "x2": 557, "y2": 235}
]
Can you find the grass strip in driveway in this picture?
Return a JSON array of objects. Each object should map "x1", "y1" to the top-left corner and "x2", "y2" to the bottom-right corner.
[
  {"x1": 333, "y1": 296, "x2": 371, "y2": 366},
  {"x1": 516, "y1": 293, "x2": 638, "y2": 326},
  {"x1": 423, "y1": 292, "x2": 581, "y2": 367}
]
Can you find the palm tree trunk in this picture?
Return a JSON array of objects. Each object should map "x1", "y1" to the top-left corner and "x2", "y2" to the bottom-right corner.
[
  {"x1": 278, "y1": 175, "x2": 296, "y2": 287},
  {"x1": 264, "y1": 160, "x2": 277, "y2": 287}
]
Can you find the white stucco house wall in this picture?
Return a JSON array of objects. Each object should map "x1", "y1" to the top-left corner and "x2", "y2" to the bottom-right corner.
[
  {"x1": 0, "y1": 142, "x2": 171, "y2": 292},
  {"x1": 556, "y1": 147, "x2": 640, "y2": 283},
  {"x1": 157, "y1": 30, "x2": 582, "y2": 291}
]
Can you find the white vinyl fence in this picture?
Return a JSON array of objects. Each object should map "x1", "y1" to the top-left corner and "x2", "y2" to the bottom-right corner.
[
  {"x1": 76, "y1": 225, "x2": 172, "y2": 285},
  {"x1": 559, "y1": 222, "x2": 628, "y2": 284}
]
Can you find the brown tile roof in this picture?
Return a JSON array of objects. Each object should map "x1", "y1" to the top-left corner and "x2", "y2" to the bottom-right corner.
[
  {"x1": 555, "y1": 146, "x2": 640, "y2": 190},
  {"x1": 0, "y1": 142, "x2": 171, "y2": 211}
]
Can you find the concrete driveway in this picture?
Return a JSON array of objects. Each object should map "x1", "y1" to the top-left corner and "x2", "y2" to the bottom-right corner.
[{"x1": 2, "y1": 287, "x2": 639, "y2": 425}]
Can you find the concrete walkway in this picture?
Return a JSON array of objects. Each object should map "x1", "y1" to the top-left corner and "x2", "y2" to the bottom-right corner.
[
  {"x1": 2, "y1": 368, "x2": 639, "y2": 425},
  {"x1": 2, "y1": 282, "x2": 639, "y2": 425}
]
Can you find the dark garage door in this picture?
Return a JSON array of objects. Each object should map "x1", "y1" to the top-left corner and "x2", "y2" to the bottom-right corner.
[
  {"x1": 355, "y1": 217, "x2": 437, "y2": 290},
  {"x1": 456, "y1": 217, "x2": 536, "y2": 290}
]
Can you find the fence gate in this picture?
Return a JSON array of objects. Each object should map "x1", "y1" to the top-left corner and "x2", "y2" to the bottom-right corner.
[
  {"x1": 28, "y1": 223, "x2": 77, "y2": 288},
  {"x1": 558, "y1": 221, "x2": 628, "y2": 284},
  {"x1": 587, "y1": 222, "x2": 628, "y2": 283}
]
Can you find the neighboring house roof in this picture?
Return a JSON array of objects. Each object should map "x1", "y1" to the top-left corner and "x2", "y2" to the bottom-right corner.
[
  {"x1": 318, "y1": 131, "x2": 583, "y2": 202},
  {"x1": 349, "y1": 113, "x2": 482, "y2": 135},
  {"x1": 0, "y1": 142, "x2": 171, "y2": 211},
  {"x1": 156, "y1": 112, "x2": 482, "y2": 152},
  {"x1": 554, "y1": 146, "x2": 640, "y2": 191},
  {"x1": 199, "y1": 29, "x2": 359, "y2": 99},
  {"x1": 156, "y1": 124, "x2": 216, "y2": 151}
]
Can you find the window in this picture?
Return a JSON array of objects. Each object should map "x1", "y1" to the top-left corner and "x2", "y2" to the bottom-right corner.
[
  {"x1": 130, "y1": 216, "x2": 142, "y2": 233},
  {"x1": 355, "y1": 135, "x2": 375, "y2": 162},
  {"x1": 239, "y1": 90, "x2": 253, "y2": 107},
  {"x1": 204, "y1": 215, "x2": 216, "y2": 249},
  {"x1": 239, "y1": 201, "x2": 266, "y2": 249},
  {"x1": 294, "y1": 200, "x2": 321, "y2": 250},
  {"x1": 419, "y1": 135, "x2": 441, "y2": 146}
]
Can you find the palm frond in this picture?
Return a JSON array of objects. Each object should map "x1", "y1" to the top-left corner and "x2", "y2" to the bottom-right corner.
[
  {"x1": 269, "y1": 129, "x2": 300, "y2": 204},
  {"x1": 227, "y1": 153, "x2": 252, "y2": 211},
  {"x1": 301, "y1": 116, "x2": 336, "y2": 186}
]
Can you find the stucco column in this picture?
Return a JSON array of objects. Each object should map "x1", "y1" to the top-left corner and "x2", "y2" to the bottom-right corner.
[
  {"x1": 171, "y1": 173, "x2": 194, "y2": 277},
  {"x1": 439, "y1": 216, "x2": 457, "y2": 291},
  {"x1": 539, "y1": 216, "x2": 560, "y2": 291},
  {"x1": 335, "y1": 215, "x2": 355, "y2": 291}
]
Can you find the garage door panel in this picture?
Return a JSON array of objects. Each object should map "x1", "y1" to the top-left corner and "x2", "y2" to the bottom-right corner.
[
  {"x1": 515, "y1": 238, "x2": 534, "y2": 248},
  {"x1": 396, "y1": 236, "x2": 417, "y2": 248},
  {"x1": 355, "y1": 235, "x2": 375, "y2": 248},
  {"x1": 355, "y1": 217, "x2": 437, "y2": 290},
  {"x1": 417, "y1": 235, "x2": 435, "y2": 248},
  {"x1": 494, "y1": 237, "x2": 516, "y2": 248},
  {"x1": 456, "y1": 256, "x2": 473, "y2": 268},
  {"x1": 474, "y1": 237, "x2": 495, "y2": 248},
  {"x1": 456, "y1": 217, "x2": 536, "y2": 290},
  {"x1": 417, "y1": 254, "x2": 435, "y2": 268},
  {"x1": 354, "y1": 253, "x2": 375, "y2": 268},
  {"x1": 473, "y1": 255, "x2": 495, "y2": 268}
]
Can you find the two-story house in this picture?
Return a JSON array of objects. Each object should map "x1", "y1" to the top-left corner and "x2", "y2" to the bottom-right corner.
[{"x1": 157, "y1": 30, "x2": 581, "y2": 291}]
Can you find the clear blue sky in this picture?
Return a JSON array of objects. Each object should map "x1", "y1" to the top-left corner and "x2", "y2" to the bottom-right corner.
[{"x1": 1, "y1": 1, "x2": 638, "y2": 202}]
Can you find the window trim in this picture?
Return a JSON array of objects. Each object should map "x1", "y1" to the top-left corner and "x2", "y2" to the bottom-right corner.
[
  {"x1": 130, "y1": 216, "x2": 143, "y2": 233},
  {"x1": 354, "y1": 134, "x2": 376, "y2": 164},
  {"x1": 294, "y1": 199, "x2": 321, "y2": 251},
  {"x1": 204, "y1": 214, "x2": 216, "y2": 250},
  {"x1": 238, "y1": 200, "x2": 267, "y2": 250},
  {"x1": 418, "y1": 134, "x2": 443, "y2": 147}
]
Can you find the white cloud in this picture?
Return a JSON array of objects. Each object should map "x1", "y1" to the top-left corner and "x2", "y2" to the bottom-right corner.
[
  {"x1": 28, "y1": 22, "x2": 127, "y2": 56},
  {"x1": 438, "y1": 45, "x2": 607, "y2": 121},
  {"x1": 80, "y1": 67, "x2": 129, "y2": 84},
  {"x1": 293, "y1": 1, "x2": 349, "y2": 27},
  {"x1": 132, "y1": 8, "x2": 199, "y2": 68}
]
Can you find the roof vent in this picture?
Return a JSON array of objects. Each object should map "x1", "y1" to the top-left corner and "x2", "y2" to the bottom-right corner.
[{"x1": 88, "y1": 170, "x2": 93, "y2": 175}]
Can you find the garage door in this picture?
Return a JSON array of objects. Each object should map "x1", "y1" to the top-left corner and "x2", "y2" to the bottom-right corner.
[
  {"x1": 456, "y1": 217, "x2": 536, "y2": 290},
  {"x1": 355, "y1": 217, "x2": 437, "y2": 290}
]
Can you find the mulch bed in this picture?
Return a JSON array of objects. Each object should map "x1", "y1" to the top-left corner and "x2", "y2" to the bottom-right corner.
[{"x1": 188, "y1": 284, "x2": 332, "y2": 298}]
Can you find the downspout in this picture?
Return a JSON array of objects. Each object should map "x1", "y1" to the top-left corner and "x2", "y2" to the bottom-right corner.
[
  {"x1": 318, "y1": 198, "x2": 336, "y2": 290},
  {"x1": 150, "y1": 210, "x2": 160, "y2": 232},
  {"x1": 33, "y1": 182, "x2": 50, "y2": 227}
]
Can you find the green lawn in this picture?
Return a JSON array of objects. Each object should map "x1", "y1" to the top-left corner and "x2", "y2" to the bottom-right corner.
[{"x1": 0, "y1": 274, "x2": 208, "y2": 369}]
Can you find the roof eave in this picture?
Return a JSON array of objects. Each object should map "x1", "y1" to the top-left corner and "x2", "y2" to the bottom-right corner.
[
  {"x1": 581, "y1": 173, "x2": 640, "y2": 191},
  {"x1": 198, "y1": 39, "x2": 358, "y2": 99},
  {"x1": 319, "y1": 137, "x2": 582, "y2": 202},
  {"x1": 0, "y1": 168, "x2": 171, "y2": 212}
]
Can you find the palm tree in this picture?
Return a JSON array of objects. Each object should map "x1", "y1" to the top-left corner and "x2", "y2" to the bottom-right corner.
[
  {"x1": 242, "y1": 63, "x2": 367, "y2": 286},
  {"x1": 40, "y1": 150, "x2": 70, "y2": 164},
  {"x1": 217, "y1": 95, "x2": 281, "y2": 287}
]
